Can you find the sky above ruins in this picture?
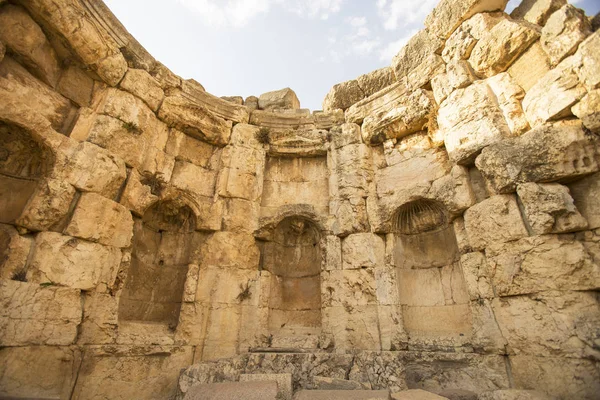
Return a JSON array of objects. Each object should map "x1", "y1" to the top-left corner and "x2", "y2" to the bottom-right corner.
[{"x1": 105, "y1": 0, "x2": 599, "y2": 111}]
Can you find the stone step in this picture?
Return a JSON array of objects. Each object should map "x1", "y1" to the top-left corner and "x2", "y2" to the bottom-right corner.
[
  {"x1": 293, "y1": 390, "x2": 391, "y2": 400},
  {"x1": 183, "y1": 381, "x2": 278, "y2": 400}
]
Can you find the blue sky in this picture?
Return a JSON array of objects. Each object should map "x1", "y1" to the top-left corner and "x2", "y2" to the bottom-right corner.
[{"x1": 105, "y1": 0, "x2": 600, "y2": 111}]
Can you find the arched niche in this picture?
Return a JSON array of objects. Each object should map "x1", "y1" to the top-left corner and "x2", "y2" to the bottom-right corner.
[
  {"x1": 262, "y1": 216, "x2": 322, "y2": 334},
  {"x1": 118, "y1": 200, "x2": 196, "y2": 328},
  {"x1": 0, "y1": 122, "x2": 52, "y2": 224},
  {"x1": 393, "y1": 199, "x2": 471, "y2": 339}
]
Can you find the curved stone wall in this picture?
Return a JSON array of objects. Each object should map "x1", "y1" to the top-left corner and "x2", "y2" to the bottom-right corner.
[{"x1": 0, "y1": 0, "x2": 599, "y2": 399}]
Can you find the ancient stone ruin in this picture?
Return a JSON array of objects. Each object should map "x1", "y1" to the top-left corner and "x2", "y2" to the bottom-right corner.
[{"x1": 0, "y1": 0, "x2": 599, "y2": 399}]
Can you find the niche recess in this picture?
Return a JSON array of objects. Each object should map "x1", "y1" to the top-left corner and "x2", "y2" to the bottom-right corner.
[
  {"x1": 0, "y1": 122, "x2": 51, "y2": 224},
  {"x1": 262, "y1": 217, "x2": 322, "y2": 335},
  {"x1": 118, "y1": 201, "x2": 196, "y2": 328},
  {"x1": 393, "y1": 199, "x2": 471, "y2": 340}
]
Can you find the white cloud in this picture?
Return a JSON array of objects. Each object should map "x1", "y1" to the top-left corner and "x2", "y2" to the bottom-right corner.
[
  {"x1": 347, "y1": 16, "x2": 367, "y2": 27},
  {"x1": 352, "y1": 38, "x2": 381, "y2": 56},
  {"x1": 376, "y1": 0, "x2": 437, "y2": 30},
  {"x1": 378, "y1": 30, "x2": 417, "y2": 61},
  {"x1": 281, "y1": 0, "x2": 344, "y2": 19}
]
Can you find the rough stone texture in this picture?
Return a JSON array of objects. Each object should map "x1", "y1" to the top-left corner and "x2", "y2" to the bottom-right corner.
[
  {"x1": 259, "y1": 87, "x2": 300, "y2": 111},
  {"x1": 323, "y1": 79, "x2": 364, "y2": 112},
  {"x1": 120, "y1": 68, "x2": 165, "y2": 112},
  {"x1": 541, "y1": 4, "x2": 592, "y2": 66},
  {"x1": 571, "y1": 89, "x2": 600, "y2": 133},
  {"x1": 568, "y1": 172, "x2": 600, "y2": 229},
  {"x1": 574, "y1": 31, "x2": 600, "y2": 91},
  {"x1": 475, "y1": 121, "x2": 599, "y2": 193},
  {"x1": 516, "y1": 182, "x2": 587, "y2": 234},
  {"x1": 478, "y1": 390, "x2": 553, "y2": 400},
  {"x1": 184, "y1": 381, "x2": 278, "y2": 400},
  {"x1": 240, "y1": 373, "x2": 293, "y2": 400},
  {"x1": 57, "y1": 65, "x2": 95, "y2": 107},
  {"x1": 392, "y1": 390, "x2": 449, "y2": 400},
  {"x1": 510, "y1": 0, "x2": 566, "y2": 25},
  {"x1": 506, "y1": 42, "x2": 551, "y2": 92},
  {"x1": 295, "y1": 390, "x2": 390, "y2": 400},
  {"x1": 392, "y1": 30, "x2": 445, "y2": 90},
  {"x1": 357, "y1": 67, "x2": 396, "y2": 98},
  {"x1": 0, "y1": 224, "x2": 33, "y2": 280}
]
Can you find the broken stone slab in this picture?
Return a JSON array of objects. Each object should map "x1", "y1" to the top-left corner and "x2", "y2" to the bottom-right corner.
[
  {"x1": 120, "y1": 68, "x2": 165, "y2": 112},
  {"x1": 572, "y1": 89, "x2": 600, "y2": 133},
  {"x1": 478, "y1": 389, "x2": 555, "y2": 400},
  {"x1": 64, "y1": 192, "x2": 134, "y2": 248},
  {"x1": 392, "y1": 30, "x2": 445, "y2": 90},
  {"x1": 442, "y1": 12, "x2": 506, "y2": 63},
  {"x1": 475, "y1": 121, "x2": 599, "y2": 193},
  {"x1": 569, "y1": 172, "x2": 600, "y2": 229},
  {"x1": 0, "y1": 4, "x2": 61, "y2": 87},
  {"x1": 425, "y1": 0, "x2": 509, "y2": 40},
  {"x1": 313, "y1": 109, "x2": 345, "y2": 130},
  {"x1": 221, "y1": 95, "x2": 244, "y2": 105},
  {"x1": 27, "y1": 232, "x2": 121, "y2": 290},
  {"x1": 159, "y1": 95, "x2": 232, "y2": 146},
  {"x1": 323, "y1": 79, "x2": 364, "y2": 112},
  {"x1": 517, "y1": 182, "x2": 587, "y2": 234},
  {"x1": 171, "y1": 160, "x2": 217, "y2": 198},
  {"x1": 510, "y1": 0, "x2": 566, "y2": 26},
  {"x1": 357, "y1": 67, "x2": 396, "y2": 98},
  {"x1": 391, "y1": 389, "x2": 449, "y2": 400},
  {"x1": 541, "y1": 4, "x2": 592, "y2": 66},
  {"x1": 362, "y1": 89, "x2": 434, "y2": 145},
  {"x1": 259, "y1": 87, "x2": 300, "y2": 111},
  {"x1": 468, "y1": 18, "x2": 540, "y2": 78},
  {"x1": 573, "y1": 30, "x2": 600, "y2": 91},
  {"x1": 294, "y1": 390, "x2": 390, "y2": 400},
  {"x1": 485, "y1": 234, "x2": 600, "y2": 296},
  {"x1": 119, "y1": 168, "x2": 158, "y2": 217},
  {"x1": 507, "y1": 41, "x2": 551, "y2": 92},
  {"x1": 181, "y1": 79, "x2": 250, "y2": 123},
  {"x1": 431, "y1": 73, "x2": 452, "y2": 104},
  {"x1": 249, "y1": 109, "x2": 315, "y2": 131},
  {"x1": 312, "y1": 376, "x2": 371, "y2": 390},
  {"x1": 463, "y1": 194, "x2": 529, "y2": 251},
  {"x1": 245, "y1": 95, "x2": 259, "y2": 111},
  {"x1": 240, "y1": 374, "x2": 292, "y2": 400},
  {"x1": 485, "y1": 72, "x2": 529, "y2": 136},
  {"x1": 438, "y1": 80, "x2": 512, "y2": 164},
  {"x1": 460, "y1": 252, "x2": 494, "y2": 300},
  {"x1": 346, "y1": 80, "x2": 410, "y2": 125}
]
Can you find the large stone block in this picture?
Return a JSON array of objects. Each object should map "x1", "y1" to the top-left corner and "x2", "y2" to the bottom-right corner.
[
  {"x1": 322, "y1": 79, "x2": 364, "y2": 112},
  {"x1": 322, "y1": 269, "x2": 377, "y2": 307},
  {"x1": 468, "y1": 18, "x2": 540, "y2": 78},
  {"x1": 78, "y1": 292, "x2": 118, "y2": 344},
  {"x1": 492, "y1": 290, "x2": 600, "y2": 358},
  {"x1": 442, "y1": 12, "x2": 506, "y2": 62},
  {"x1": 510, "y1": 0, "x2": 566, "y2": 26},
  {"x1": 195, "y1": 266, "x2": 259, "y2": 305},
  {"x1": 15, "y1": 178, "x2": 76, "y2": 231},
  {"x1": 573, "y1": 31, "x2": 600, "y2": 91},
  {"x1": 184, "y1": 381, "x2": 278, "y2": 400},
  {"x1": 506, "y1": 42, "x2": 551, "y2": 92},
  {"x1": 120, "y1": 68, "x2": 165, "y2": 112},
  {"x1": 517, "y1": 182, "x2": 587, "y2": 234},
  {"x1": 572, "y1": 89, "x2": 600, "y2": 134},
  {"x1": 27, "y1": 232, "x2": 121, "y2": 290},
  {"x1": 0, "y1": 223, "x2": 33, "y2": 280},
  {"x1": 460, "y1": 252, "x2": 494, "y2": 300},
  {"x1": 541, "y1": 4, "x2": 592, "y2": 66},
  {"x1": 65, "y1": 192, "x2": 134, "y2": 248},
  {"x1": 57, "y1": 65, "x2": 95, "y2": 107},
  {"x1": 425, "y1": 0, "x2": 508, "y2": 40},
  {"x1": 392, "y1": 30, "x2": 445, "y2": 89},
  {"x1": 323, "y1": 305, "x2": 381, "y2": 351},
  {"x1": 485, "y1": 234, "x2": 600, "y2": 296},
  {"x1": 463, "y1": 194, "x2": 528, "y2": 251},
  {"x1": 0, "y1": 280, "x2": 81, "y2": 345},
  {"x1": 259, "y1": 87, "x2": 300, "y2": 111},
  {"x1": 439, "y1": 81, "x2": 511, "y2": 164},
  {"x1": 357, "y1": 67, "x2": 395, "y2": 98},
  {"x1": 346, "y1": 81, "x2": 410, "y2": 125},
  {"x1": 475, "y1": 121, "x2": 599, "y2": 193},
  {"x1": 485, "y1": 73, "x2": 529, "y2": 136},
  {"x1": 171, "y1": 160, "x2": 217, "y2": 198},
  {"x1": 200, "y1": 231, "x2": 260, "y2": 270},
  {"x1": 569, "y1": 172, "x2": 600, "y2": 229}
]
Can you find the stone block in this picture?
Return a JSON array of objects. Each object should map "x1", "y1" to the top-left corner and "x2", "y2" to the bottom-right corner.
[
  {"x1": 485, "y1": 234, "x2": 600, "y2": 296},
  {"x1": 572, "y1": 89, "x2": 600, "y2": 133},
  {"x1": 15, "y1": 178, "x2": 76, "y2": 232},
  {"x1": 485, "y1": 73, "x2": 529, "y2": 136},
  {"x1": 240, "y1": 373, "x2": 293, "y2": 400},
  {"x1": 460, "y1": 252, "x2": 494, "y2": 300},
  {"x1": 475, "y1": 121, "x2": 599, "y2": 193},
  {"x1": 442, "y1": 12, "x2": 506, "y2": 62},
  {"x1": 357, "y1": 67, "x2": 396, "y2": 98},
  {"x1": 323, "y1": 305, "x2": 381, "y2": 351},
  {"x1": 569, "y1": 172, "x2": 600, "y2": 229},
  {"x1": 166, "y1": 128, "x2": 218, "y2": 169},
  {"x1": 57, "y1": 65, "x2": 95, "y2": 107},
  {"x1": 120, "y1": 68, "x2": 165, "y2": 111},
  {"x1": 478, "y1": 389, "x2": 554, "y2": 400},
  {"x1": 259, "y1": 87, "x2": 300, "y2": 111},
  {"x1": 342, "y1": 233, "x2": 385, "y2": 270},
  {"x1": 574, "y1": 31, "x2": 600, "y2": 91},
  {"x1": 541, "y1": 4, "x2": 592, "y2": 66},
  {"x1": 171, "y1": 160, "x2": 217, "y2": 198},
  {"x1": 119, "y1": 168, "x2": 158, "y2": 217},
  {"x1": 195, "y1": 266, "x2": 259, "y2": 305},
  {"x1": 392, "y1": 30, "x2": 445, "y2": 89},
  {"x1": 322, "y1": 269, "x2": 377, "y2": 307},
  {"x1": 295, "y1": 390, "x2": 390, "y2": 400},
  {"x1": 402, "y1": 304, "x2": 472, "y2": 337},
  {"x1": 200, "y1": 231, "x2": 260, "y2": 270},
  {"x1": 184, "y1": 382, "x2": 278, "y2": 400},
  {"x1": 392, "y1": 390, "x2": 449, "y2": 400},
  {"x1": 517, "y1": 182, "x2": 587, "y2": 234},
  {"x1": 78, "y1": 292, "x2": 118, "y2": 344},
  {"x1": 323, "y1": 79, "x2": 364, "y2": 112},
  {"x1": 510, "y1": 0, "x2": 566, "y2": 26},
  {"x1": 95, "y1": 52, "x2": 128, "y2": 87},
  {"x1": 0, "y1": 280, "x2": 81, "y2": 345},
  {"x1": 0, "y1": 223, "x2": 33, "y2": 280},
  {"x1": 463, "y1": 194, "x2": 528, "y2": 251},
  {"x1": 507, "y1": 41, "x2": 551, "y2": 92},
  {"x1": 65, "y1": 192, "x2": 134, "y2": 248}
]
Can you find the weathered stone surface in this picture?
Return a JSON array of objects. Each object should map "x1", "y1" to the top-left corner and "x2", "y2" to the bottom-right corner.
[
  {"x1": 510, "y1": 0, "x2": 566, "y2": 26},
  {"x1": 159, "y1": 95, "x2": 232, "y2": 146},
  {"x1": 27, "y1": 232, "x2": 121, "y2": 290},
  {"x1": 573, "y1": 31, "x2": 600, "y2": 91},
  {"x1": 392, "y1": 389, "x2": 449, "y2": 400},
  {"x1": 259, "y1": 87, "x2": 300, "y2": 111},
  {"x1": 15, "y1": 178, "x2": 76, "y2": 232},
  {"x1": 506, "y1": 42, "x2": 551, "y2": 92},
  {"x1": 95, "y1": 52, "x2": 128, "y2": 87},
  {"x1": 442, "y1": 12, "x2": 506, "y2": 63},
  {"x1": 460, "y1": 252, "x2": 494, "y2": 300},
  {"x1": 0, "y1": 5, "x2": 60, "y2": 87},
  {"x1": 200, "y1": 232, "x2": 260, "y2": 270},
  {"x1": 362, "y1": 89, "x2": 434, "y2": 145},
  {"x1": 522, "y1": 55, "x2": 586, "y2": 126},
  {"x1": 517, "y1": 182, "x2": 587, "y2": 234},
  {"x1": 312, "y1": 376, "x2": 371, "y2": 391},
  {"x1": 346, "y1": 81, "x2": 409, "y2": 124},
  {"x1": 492, "y1": 290, "x2": 600, "y2": 358},
  {"x1": 469, "y1": 18, "x2": 540, "y2": 77},
  {"x1": 569, "y1": 172, "x2": 600, "y2": 229},
  {"x1": 475, "y1": 121, "x2": 599, "y2": 193},
  {"x1": 171, "y1": 160, "x2": 217, "y2": 198},
  {"x1": 221, "y1": 95, "x2": 244, "y2": 105},
  {"x1": 541, "y1": 4, "x2": 592, "y2": 66},
  {"x1": 486, "y1": 73, "x2": 529, "y2": 136},
  {"x1": 0, "y1": 280, "x2": 81, "y2": 345},
  {"x1": 323, "y1": 79, "x2": 364, "y2": 112},
  {"x1": 240, "y1": 373, "x2": 293, "y2": 400},
  {"x1": 249, "y1": 109, "x2": 315, "y2": 131},
  {"x1": 0, "y1": 224, "x2": 33, "y2": 280},
  {"x1": 485, "y1": 234, "x2": 600, "y2": 296},
  {"x1": 463, "y1": 195, "x2": 528, "y2": 251},
  {"x1": 446, "y1": 59, "x2": 477, "y2": 90},
  {"x1": 57, "y1": 65, "x2": 95, "y2": 107},
  {"x1": 295, "y1": 390, "x2": 390, "y2": 400},
  {"x1": 357, "y1": 67, "x2": 396, "y2": 98},
  {"x1": 120, "y1": 68, "x2": 165, "y2": 112},
  {"x1": 65, "y1": 192, "x2": 134, "y2": 248},
  {"x1": 184, "y1": 381, "x2": 278, "y2": 400},
  {"x1": 245, "y1": 95, "x2": 259, "y2": 111},
  {"x1": 431, "y1": 73, "x2": 452, "y2": 104},
  {"x1": 425, "y1": 0, "x2": 508, "y2": 40},
  {"x1": 392, "y1": 30, "x2": 445, "y2": 90},
  {"x1": 438, "y1": 81, "x2": 511, "y2": 164},
  {"x1": 478, "y1": 389, "x2": 553, "y2": 400},
  {"x1": 180, "y1": 79, "x2": 249, "y2": 124},
  {"x1": 572, "y1": 89, "x2": 600, "y2": 133}
]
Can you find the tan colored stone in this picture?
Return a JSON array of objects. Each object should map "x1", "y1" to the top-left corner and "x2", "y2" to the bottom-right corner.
[
  {"x1": 240, "y1": 374, "x2": 293, "y2": 400},
  {"x1": 78, "y1": 292, "x2": 118, "y2": 344},
  {"x1": 57, "y1": 65, "x2": 95, "y2": 107},
  {"x1": 120, "y1": 68, "x2": 165, "y2": 112},
  {"x1": 464, "y1": 194, "x2": 528, "y2": 251},
  {"x1": 511, "y1": 0, "x2": 566, "y2": 26},
  {"x1": 573, "y1": 31, "x2": 600, "y2": 91},
  {"x1": 392, "y1": 30, "x2": 445, "y2": 89},
  {"x1": 441, "y1": 12, "x2": 506, "y2": 62},
  {"x1": 258, "y1": 87, "x2": 300, "y2": 111},
  {"x1": 169, "y1": 160, "x2": 216, "y2": 198},
  {"x1": 572, "y1": 89, "x2": 600, "y2": 133},
  {"x1": 346, "y1": 81, "x2": 410, "y2": 124},
  {"x1": 118, "y1": 169, "x2": 158, "y2": 216},
  {"x1": 181, "y1": 79, "x2": 250, "y2": 123},
  {"x1": 0, "y1": 5, "x2": 60, "y2": 87},
  {"x1": 569, "y1": 173, "x2": 600, "y2": 230},
  {"x1": 460, "y1": 252, "x2": 494, "y2": 300},
  {"x1": 200, "y1": 231, "x2": 260, "y2": 270},
  {"x1": 65, "y1": 192, "x2": 134, "y2": 248},
  {"x1": 245, "y1": 95, "x2": 259, "y2": 111},
  {"x1": 313, "y1": 109, "x2": 345, "y2": 130},
  {"x1": 0, "y1": 223, "x2": 33, "y2": 280},
  {"x1": 485, "y1": 234, "x2": 600, "y2": 296},
  {"x1": 219, "y1": 145, "x2": 265, "y2": 201},
  {"x1": 507, "y1": 41, "x2": 552, "y2": 92},
  {"x1": 332, "y1": 197, "x2": 370, "y2": 237},
  {"x1": 323, "y1": 79, "x2": 364, "y2": 112},
  {"x1": 184, "y1": 381, "x2": 278, "y2": 400},
  {"x1": 0, "y1": 40, "x2": 5, "y2": 62},
  {"x1": 95, "y1": 52, "x2": 128, "y2": 87},
  {"x1": 15, "y1": 178, "x2": 76, "y2": 232},
  {"x1": 425, "y1": 0, "x2": 509, "y2": 40},
  {"x1": 517, "y1": 182, "x2": 587, "y2": 234},
  {"x1": 486, "y1": 72, "x2": 530, "y2": 136},
  {"x1": 402, "y1": 304, "x2": 472, "y2": 337},
  {"x1": 341, "y1": 233, "x2": 385, "y2": 270},
  {"x1": 431, "y1": 73, "x2": 452, "y2": 104},
  {"x1": 221, "y1": 95, "x2": 244, "y2": 105},
  {"x1": 27, "y1": 232, "x2": 121, "y2": 290},
  {"x1": 166, "y1": 129, "x2": 218, "y2": 169},
  {"x1": 392, "y1": 389, "x2": 449, "y2": 400},
  {"x1": 541, "y1": 4, "x2": 592, "y2": 66},
  {"x1": 323, "y1": 305, "x2": 381, "y2": 351},
  {"x1": 438, "y1": 81, "x2": 511, "y2": 164},
  {"x1": 428, "y1": 165, "x2": 477, "y2": 215},
  {"x1": 469, "y1": 18, "x2": 540, "y2": 78},
  {"x1": 222, "y1": 198, "x2": 260, "y2": 233},
  {"x1": 446, "y1": 59, "x2": 476, "y2": 90},
  {"x1": 0, "y1": 280, "x2": 81, "y2": 345},
  {"x1": 478, "y1": 389, "x2": 554, "y2": 400},
  {"x1": 475, "y1": 121, "x2": 599, "y2": 193},
  {"x1": 357, "y1": 67, "x2": 396, "y2": 98},
  {"x1": 362, "y1": 89, "x2": 434, "y2": 145}
]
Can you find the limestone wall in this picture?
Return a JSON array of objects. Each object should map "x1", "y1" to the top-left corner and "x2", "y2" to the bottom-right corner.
[{"x1": 0, "y1": 0, "x2": 598, "y2": 399}]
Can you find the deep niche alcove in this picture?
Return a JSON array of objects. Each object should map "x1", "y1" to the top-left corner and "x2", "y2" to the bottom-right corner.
[
  {"x1": 118, "y1": 200, "x2": 196, "y2": 329},
  {"x1": 262, "y1": 216, "x2": 322, "y2": 335}
]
